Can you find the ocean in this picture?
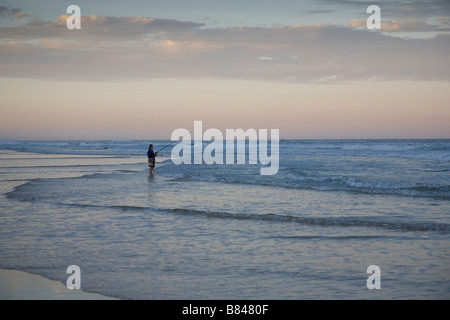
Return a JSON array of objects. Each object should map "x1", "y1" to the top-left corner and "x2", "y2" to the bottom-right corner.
[{"x1": 0, "y1": 139, "x2": 449, "y2": 299}]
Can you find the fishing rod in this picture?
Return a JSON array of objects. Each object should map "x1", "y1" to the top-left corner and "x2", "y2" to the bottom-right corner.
[
  {"x1": 155, "y1": 130, "x2": 194, "y2": 153},
  {"x1": 157, "y1": 139, "x2": 180, "y2": 153}
]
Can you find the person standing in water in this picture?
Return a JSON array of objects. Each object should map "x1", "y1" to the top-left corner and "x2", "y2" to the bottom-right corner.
[{"x1": 147, "y1": 144, "x2": 158, "y2": 174}]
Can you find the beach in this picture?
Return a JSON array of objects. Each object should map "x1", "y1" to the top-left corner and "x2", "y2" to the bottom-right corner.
[
  {"x1": 0, "y1": 268, "x2": 117, "y2": 300},
  {"x1": 0, "y1": 140, "x2": 449, "y2": 299}
]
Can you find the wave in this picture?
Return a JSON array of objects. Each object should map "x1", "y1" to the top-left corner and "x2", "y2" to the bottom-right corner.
[
  {"x1": 267, "y1": 235, "x2": 413, "y2": 240},
  {"x1": 341, "y1": 143, "x2": 420, "y2": 152},
  {"x1": 12, "y1": 195, "x2": 447, "y2": 232},
  {"x1": 0, "y1": 140, "x2": 171, "y2": 157},
  {"x1": 159, "y1": 169, "x2": 450, "y2": 200},
  {"x1": 2, "y1": 164, "x2": 107, "y2": 169},
  {"x1": 293, "y1": 142, "x2": 445, "y2": 160},
  {"x1": 77, "y1": 204, "x2": 148, "y2": 211},
  {"x1": 2, "y1": 139, "x2": 449, "y2": 159},
  {"x1": 158, "y1": 208, "x2": 450, "y2": 232},
  {"x1": 6, "y1": 175, "x2": 449, "y2": 233}
]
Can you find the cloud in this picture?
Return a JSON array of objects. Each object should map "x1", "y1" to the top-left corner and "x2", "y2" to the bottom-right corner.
[
  {"x1": 348, "y1": 18, "x2": 450, "y2": 32},
  {"x1": 316, "y1": 0, "x2": 450, "y2": 20},
  {"x1": 0, "y1": 11, "x2": 449, "y2": 82},
  {"x1": 257, "y1": 56, "x2": 274, "y2": 61},
  {"x1": 0, "y1": 14, "x2": 204, "y2": 40},
  {"x1": 0, "y1": 6, "x2": 30, "y2": 21},
  {"x1": 438, "y1": 16, "x2": 450, "y2": 26}
]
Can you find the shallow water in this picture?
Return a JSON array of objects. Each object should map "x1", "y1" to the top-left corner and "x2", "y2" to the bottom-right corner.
[{"x1": 0, "y1": 140, "x2": 449, "y2": 299}]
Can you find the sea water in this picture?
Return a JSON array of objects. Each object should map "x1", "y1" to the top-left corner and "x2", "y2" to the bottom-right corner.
[{"x1": 0, "y1": 140, "x2": 449, "y2": 299}]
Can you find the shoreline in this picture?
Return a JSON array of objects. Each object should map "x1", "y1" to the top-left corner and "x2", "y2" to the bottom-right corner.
[{"x1": 0, "y1": 269, "x2": 119, "y2": 300}]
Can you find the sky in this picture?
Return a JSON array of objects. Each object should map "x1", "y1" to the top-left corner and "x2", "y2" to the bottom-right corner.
[{"x1": 0, "y1": 0, "x2": 449, "y2": 139}]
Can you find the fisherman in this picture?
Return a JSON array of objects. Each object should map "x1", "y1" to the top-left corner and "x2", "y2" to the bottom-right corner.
[{"x1": 147, "y1": 144, "x2": 158, "y2": 174}]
